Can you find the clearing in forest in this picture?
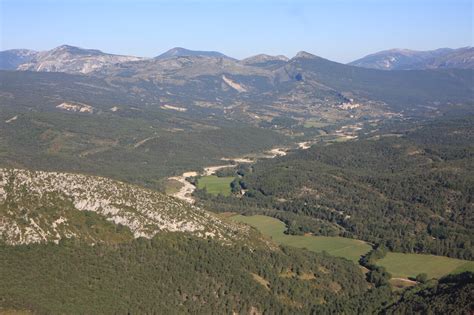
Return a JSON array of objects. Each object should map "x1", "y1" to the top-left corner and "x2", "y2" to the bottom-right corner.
[
  {"x1": 231, "y1": 215, "x2": 371, "y2": 262},
  {"x1": 231, "y1": 215, "x2": 474, "y2": 280},
  {"x1": 376, "y1": 252, "x2": 474, "y2": 279},
  {"x1": 197, "y1": 175, "x2": 234, "y2": 196}
]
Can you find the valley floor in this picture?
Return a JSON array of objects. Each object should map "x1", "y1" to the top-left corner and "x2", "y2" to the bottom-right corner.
[{"x1": 231, "y1": 214, "x2": 474, "y2": 282}]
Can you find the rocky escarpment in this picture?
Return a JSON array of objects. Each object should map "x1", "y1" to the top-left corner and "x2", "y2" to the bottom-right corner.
[{"x1": 0, "y1": 168, "x2": 249, "y2": 245}]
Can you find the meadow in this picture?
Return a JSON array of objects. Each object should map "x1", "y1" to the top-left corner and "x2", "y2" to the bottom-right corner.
[
  {"x1": 232, "y1": 215, "x2": 371, "y2": 262},
  {"x1": 232, "y1": 215, "x2": 474, "y2": 279},
  {"x1": 197, "y1": 176, "x2": 234, "y2": 196},
  {"x1": 376, "y1": 252, "x2": 474, "y2": 279}
]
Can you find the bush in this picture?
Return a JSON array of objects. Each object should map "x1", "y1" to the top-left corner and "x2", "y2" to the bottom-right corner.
[{"x1": 416, "y1": 273, "x2": 428, "y2": 283}]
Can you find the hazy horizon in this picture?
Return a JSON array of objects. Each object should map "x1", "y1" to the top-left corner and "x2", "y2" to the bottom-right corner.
[
  {"x1": 1, "y1": 43, "x2": 473, "y2": 62},
  {"x1": 1, "y1": 0, "x2": 472, "y2": 62}
]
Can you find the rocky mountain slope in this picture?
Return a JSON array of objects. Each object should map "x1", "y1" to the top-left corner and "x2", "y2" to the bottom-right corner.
[
  {"x1": 0, "y1": 168, "x2": 248, "y2": 245},
  {"x1": 349, "y1": 47, "x2": 474, "y2": 70},
  {"x1": 9, "y1": 45, "x2": 143, "y2": 74}
]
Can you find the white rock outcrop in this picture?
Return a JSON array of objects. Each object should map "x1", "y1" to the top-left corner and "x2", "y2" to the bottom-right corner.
[{"x1": 0, "y1": 168, "x2": 247, "y2": 245}]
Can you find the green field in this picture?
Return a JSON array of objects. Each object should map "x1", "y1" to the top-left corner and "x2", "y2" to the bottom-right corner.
[
  {"x1": 376, "y1": 252, "x2": 474, "y2": 279},
  {"x1": 232, "y1": 215, "x2": 371, "y2": 262},
  {"x1": 232, "y1": 215, "x2": 474, "y2": 279},
  {"x1": 197, "y1": 176, "x2": 234, "y2": 196}
]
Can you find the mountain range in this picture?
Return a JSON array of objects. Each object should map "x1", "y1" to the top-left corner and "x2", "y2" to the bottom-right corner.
[
  {"x1": 1, "y1": 45, "x2": 473, "y2": 74},
  {"x1": 349, "y1": 47, "x2": 474, "y2": 70}
]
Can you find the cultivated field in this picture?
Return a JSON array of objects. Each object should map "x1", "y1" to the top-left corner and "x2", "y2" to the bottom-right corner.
[
  {"x1": 232, "y1": 215, "x2": 371, "y2": 262},
  {"x1": 376, "y1": 252, "x2": 474, "y2": 279},
  {"x1": 197, "y1": 176, "x2": 234, "y2": 196}
]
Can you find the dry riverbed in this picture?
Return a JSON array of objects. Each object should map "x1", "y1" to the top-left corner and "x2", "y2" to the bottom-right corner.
[{"x1": 168, "y1": 146, "x2": 290, "y2": 203}]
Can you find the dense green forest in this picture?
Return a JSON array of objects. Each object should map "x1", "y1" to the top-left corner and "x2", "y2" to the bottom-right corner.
[
  {"x1": 1, "y1": 233, "x2": 373, "y2": 314},
  {"x1": 1, "y1": 233, "x2": 472, "y2": 314},
  {"x1": 195, "y1": 117, "x2": 474, "y2": 260},
  {"x1": 384, "y1": 272, "x2": 474, "y2": 314}
]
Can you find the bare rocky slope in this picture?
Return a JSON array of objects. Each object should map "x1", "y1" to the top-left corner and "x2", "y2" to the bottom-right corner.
[
  {"x1": 0, "y1": 168, "x2": 250, "y2": 245},
  {"x1": 14, "y1": 45, "x2": 143, "y2": 74}
]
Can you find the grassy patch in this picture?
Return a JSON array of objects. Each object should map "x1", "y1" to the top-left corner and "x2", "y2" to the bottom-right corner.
[
  {"x1": 232, "y1": 215, "x2": 371, "y2": 262},
  {"x1": 232, "y1": 215, "x2": 474, "y2": 280},
  {"x1": 376, "y1": 252, "x2": 474, "y2": 279},
  {"x1": 197, "y1": 176, "x2": 234, "y2": 196}
]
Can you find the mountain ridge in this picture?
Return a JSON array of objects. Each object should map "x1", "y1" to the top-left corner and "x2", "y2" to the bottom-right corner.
[
  {"x1": 155, "y1": 47, "x2": 234, "y2": 60},
  {"x1": 2, "y1": 44, "x2": 473, "y2": 73},
  {"x1": 0, "y1": 168, "x2": 251, "y2": 245},
  {"x1": 11, "y1": 45, "x2": 144, "y2": 74},
  {"x1": 349, "y1": 47, "x2": 474, "y2": 70}
]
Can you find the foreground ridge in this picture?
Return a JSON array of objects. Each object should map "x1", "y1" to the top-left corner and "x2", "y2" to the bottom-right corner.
[{"x1": 0, "y1": 168, "x2": 248, "y2": 245}]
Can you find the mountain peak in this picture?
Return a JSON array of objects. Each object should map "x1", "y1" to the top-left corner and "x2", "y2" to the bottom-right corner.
[
  {"x1": 294, "y1": 51, "x2": 318, "y2": 59},
  {"x1": 50, "y1": 45, "x2": 104, "y2": 56},
  {"x1": 14, "y1": 45, "x2": 142, "y2": 74},
  {"x1": 155, "y1": 47, "x2": 233, "y2": 60}
]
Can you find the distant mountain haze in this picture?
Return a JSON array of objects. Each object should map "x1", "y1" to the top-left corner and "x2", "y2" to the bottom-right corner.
[
  {"x1": 349, "y1": 47, "x2": 474, "y2": 70},
  {"x1": 1, "y1": 45, "x2": 472, "y2": 74},
  {"x1": 0, "y1": 49, "x2": 38, "y2": 70},
  {"x1": 1, "y1": 44, "x2": 472, "y2": 120}
]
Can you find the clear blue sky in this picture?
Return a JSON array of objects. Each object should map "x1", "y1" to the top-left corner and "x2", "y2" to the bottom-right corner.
[{"x1": 1, "y1": 0, "x2": 472, "y2": 62}]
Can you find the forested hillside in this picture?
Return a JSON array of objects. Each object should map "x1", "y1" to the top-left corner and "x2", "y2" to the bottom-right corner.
[
  {"x1": 195, "y1": 117, "x2": 474, "y2": 260},
  {"x1": 2, "y1": 234, "x2": 473, "y2": 314},
  {"x1": 1, "y1": 234, "x2": 373, "y2": 314},
  {"x1": 384, "y1": 272, "x2": 474, "y2": 314}
]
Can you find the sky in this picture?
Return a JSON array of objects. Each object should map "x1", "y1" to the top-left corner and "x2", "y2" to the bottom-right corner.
[{"x1": 0, "y1": 0, "x2": 472, "y2": 62}]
